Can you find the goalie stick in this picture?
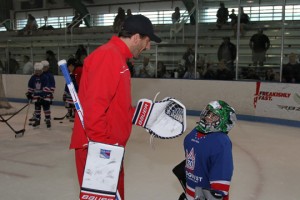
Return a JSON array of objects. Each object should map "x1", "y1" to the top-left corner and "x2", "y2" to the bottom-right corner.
[{"x1": 58, "y1": 60, "x2": 122, "y2": 200}]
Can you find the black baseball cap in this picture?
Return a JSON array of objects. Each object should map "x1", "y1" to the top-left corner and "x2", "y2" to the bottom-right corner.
[{"x1": 122, "y1": 14, "x2": 162, "y2": 43}]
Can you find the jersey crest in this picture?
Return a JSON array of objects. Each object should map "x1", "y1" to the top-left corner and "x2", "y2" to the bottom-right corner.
[{"x1": 186, "y1": 148, "x2": 196, "y2": 171}]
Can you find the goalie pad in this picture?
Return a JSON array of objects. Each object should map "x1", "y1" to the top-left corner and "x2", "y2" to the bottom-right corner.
[
  {"x1": 80, "y1": 142, "x2": 124, "y2": 200},
  {"x1": 132, "y1": 97, "x2": 186, "y2": 139}
]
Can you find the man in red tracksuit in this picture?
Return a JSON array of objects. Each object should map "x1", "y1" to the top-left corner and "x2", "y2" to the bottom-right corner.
[{"x1": 70, "y1": 14, "x2": 161, "y2": 200}]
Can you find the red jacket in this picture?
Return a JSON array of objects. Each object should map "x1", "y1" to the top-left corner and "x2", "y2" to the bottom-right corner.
[{"x1": 70, "y1": 36, "x2": 135, "y2": 149}]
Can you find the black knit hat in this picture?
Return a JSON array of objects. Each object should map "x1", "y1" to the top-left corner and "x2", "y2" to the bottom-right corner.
[{"x1": 122, "y1": 14, "x2": 162, "y2": 43}]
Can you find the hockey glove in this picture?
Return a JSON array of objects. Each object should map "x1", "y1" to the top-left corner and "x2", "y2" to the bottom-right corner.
[
  {"x1": 26, "y1": 92, "x2": 33, "y2": 100},
  {"x1": 63, "y1": 94, "x2": 67, "y2": 102},
  {"x1": 132, "y1": 97, "x2": 186, "y2": 139}
]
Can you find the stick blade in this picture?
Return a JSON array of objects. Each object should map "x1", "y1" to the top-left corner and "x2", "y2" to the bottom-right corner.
[{"x1": 15, "y1": 129, "x2": 25, "y2": 138}]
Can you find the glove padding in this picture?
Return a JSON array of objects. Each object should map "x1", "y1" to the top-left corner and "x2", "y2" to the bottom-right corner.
[{"x1": 132, "y1": 97, "x2": 186, "y2": 139}]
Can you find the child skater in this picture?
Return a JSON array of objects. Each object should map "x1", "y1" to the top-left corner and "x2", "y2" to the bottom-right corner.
[
  {"x1": 62, "y1": 58, "x2": 78, "y2": 122},
  {"x1": 26, "y1": 62, "x2": 52, "y2": 128}
]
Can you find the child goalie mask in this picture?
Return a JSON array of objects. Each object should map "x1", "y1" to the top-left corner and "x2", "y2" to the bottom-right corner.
[{"x1": 196, "y1": 100, "x2": 237, "y2": 134}]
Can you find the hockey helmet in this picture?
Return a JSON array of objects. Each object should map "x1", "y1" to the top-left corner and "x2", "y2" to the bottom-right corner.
[
  {"x1": 196, "y1": 100, "x2": 237, "y2": 134},
  {"x1": 34, "y1": 62, "x2": 43, "y2": 71},
  {"x1": 41, "y1": 60, "x2": 49, "y2": 67}
]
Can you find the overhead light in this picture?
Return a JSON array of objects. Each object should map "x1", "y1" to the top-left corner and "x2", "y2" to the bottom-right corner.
[{"x1": 247, "y1": 0, "x2": 254, "y2": 3}]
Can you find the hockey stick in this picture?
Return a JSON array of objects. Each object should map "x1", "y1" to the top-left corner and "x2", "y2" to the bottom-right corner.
[
  {"x1": 15, "y1": 100, "x2": 32, "y2": 138},
  {"x1": 58, "y1": 60, "x2": 122, "y2": 200},
  {"x1": 0, "y1": 114, "x2": 25, "y2": 137},
  {"x1": 172, "y1": 160, "x2": 186, "y2": 192},
  {"x1": 0, "y1": 103, "x2": 29, "y2": 123},
  {"x1": 53, "y1": 112, "x2": 68, "y2": 120}
]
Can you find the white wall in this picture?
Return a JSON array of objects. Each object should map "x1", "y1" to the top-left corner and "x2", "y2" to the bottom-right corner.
[
  {"x1": 3, "y1": 74, "x2": 255, "y2": 116},
  {"x1": 4, "y1": 74, "x2": 300, "y2": 122}
]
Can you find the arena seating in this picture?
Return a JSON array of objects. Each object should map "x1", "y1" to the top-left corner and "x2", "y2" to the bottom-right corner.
[{"x1": 0, "y1": 19, "x2": 299, "y2": 79}]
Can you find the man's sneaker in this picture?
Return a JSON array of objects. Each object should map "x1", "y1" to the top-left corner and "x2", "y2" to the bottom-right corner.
[
  {"x1": 32, "y1": 119, "x2": 40, "y2": 127},
  {"x1": 46, "y1": 119, "x2": 51, "y2": 128}
]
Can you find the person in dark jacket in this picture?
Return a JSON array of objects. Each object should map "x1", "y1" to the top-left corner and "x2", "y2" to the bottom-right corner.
[{"x1": 217, "y1": 37, "x2": 236, "y2": 71}]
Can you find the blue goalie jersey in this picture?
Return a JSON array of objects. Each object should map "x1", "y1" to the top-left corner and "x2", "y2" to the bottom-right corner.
[{"x1": 183, "y1": 128, "x2": 233, "y2": 200}]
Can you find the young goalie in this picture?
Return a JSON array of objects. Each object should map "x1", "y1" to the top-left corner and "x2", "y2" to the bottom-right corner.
[{"x1": 174, "y1": 100, "x2": 237, "y2": 200}]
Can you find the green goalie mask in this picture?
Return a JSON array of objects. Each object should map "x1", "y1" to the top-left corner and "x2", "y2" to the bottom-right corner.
[{"x1": 196, "y1": 100, "x2": 237, "y2": 134}]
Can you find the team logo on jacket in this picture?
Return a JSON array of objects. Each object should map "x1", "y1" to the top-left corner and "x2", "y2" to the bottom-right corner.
[
  {"x1": 35, "y1": 81, "x2": 41, "y2": 90},
  {"x1": 186, "y1": 148, "x2": 195, "y2": 171},
  {"x1": 100, "y1": 149, "x2": 111, "y2": 159}
]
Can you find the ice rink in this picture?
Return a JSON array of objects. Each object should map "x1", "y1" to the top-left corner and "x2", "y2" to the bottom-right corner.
[{"x1": 0, "y1": 103, "x2": 300, "y2": 200}]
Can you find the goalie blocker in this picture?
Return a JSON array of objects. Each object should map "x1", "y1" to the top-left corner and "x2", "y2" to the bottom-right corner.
[{"x1": 132, "y1": 97, "x2": 186, "y2": 139}]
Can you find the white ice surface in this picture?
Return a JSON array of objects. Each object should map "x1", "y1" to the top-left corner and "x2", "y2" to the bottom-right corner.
[{"x1": 0, "y1": 103, "x2": 300, "y2": 200}]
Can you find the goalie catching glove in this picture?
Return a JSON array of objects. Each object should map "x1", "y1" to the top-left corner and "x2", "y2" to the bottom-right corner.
[{"x1": 132, "y1": 97, "x2": 186, "y2": 139}]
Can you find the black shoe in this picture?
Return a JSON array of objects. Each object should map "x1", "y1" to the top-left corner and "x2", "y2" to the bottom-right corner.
[{"x1": 32, "y1": 119, "x2": 40, "y2": 127}]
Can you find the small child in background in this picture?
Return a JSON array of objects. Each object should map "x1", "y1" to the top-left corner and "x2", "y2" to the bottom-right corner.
[
  {"x1": 26, "y1": 62, "x2": 52, "y2": 128},
  {"x1": 63, "y1": 58, "x2": 78, "y2": 122}
]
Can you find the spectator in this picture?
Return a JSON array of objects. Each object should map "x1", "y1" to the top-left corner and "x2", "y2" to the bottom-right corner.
[
  {"x1": 237, "y1": 7, "x2": 250, "y2": 36},
  {"x1": 282, "y1": 53, "x2": 300, "y2": 83},
  {"x1": 22, "y1": 55, "x2": 33, "y2": 75},
  {"x1": 46, "y1": 50, "x2": 58, "y2": 75},
  {"x1": 75, "y1": 44, "x2": 88, "y2": 66},
  {"x1": 244, "y1": 67, "x2": 260, "y2": 80},
  {"x1": 199, "y1": 60, "x2": 216, "y2": 80},
  {"x1": 264, "y1": 68, "x2": 276, "y2": 81},
  {"x1": 126, "y1": 58, "x2": 135, "y2": 77},
  {"x1": 22, "y1": 14, "x2": 38, "y2": 35},
  {"x1": 176, "y1": 59, "x2": 187, "y2": 78},
  {"x1": 113, "y1": 7, "x2": 126, "y2": 33},
  {"x1": 249, "y1": 28, "x2": 270, "y2": 67},
  {"x1": 172, "y1": 7, "x2": 181, "y2": 24},
  {"x1": 215, "y1": 59, "x2": 234, "y2": 80},
  {"x1": 157, "y1": 61, "x2": 171, "y2": 78},
  {"x1": 39, "y1": 16, "x2": 55, "y2": 30},
  {"x1": 6, "y1": 52, "x2": 20, "y2": 74},
  {"x1": 67, "y1": 11, "x2": 82, "y2": 33},
  {"x1": 229, "y1": 9, "x2": 237, "y2": 27},
  {"x1": 126, "y1": 9, "x2": 132, "y2": 18},
  {"x1": 201, "y1": 63, "x2": 216, "y2": 80},
  {"x1": 183, "y1": 64, "x2": 199, "y2": 79},
  {"x1": 182, "y1": 45, "x2": 197, "y2": 75},
  {"x1": 138, "y1": 57, "x2": 155, "y2": 78},
  {"x1": 216, "y1": 2, "x2": 229, "y2": 29},
  {"x1": 240, "y1": 7, "x2": 250, "y2": 24},
  {"x1": 217, "y1": 37, "x2": 236, "y2": 71}
]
